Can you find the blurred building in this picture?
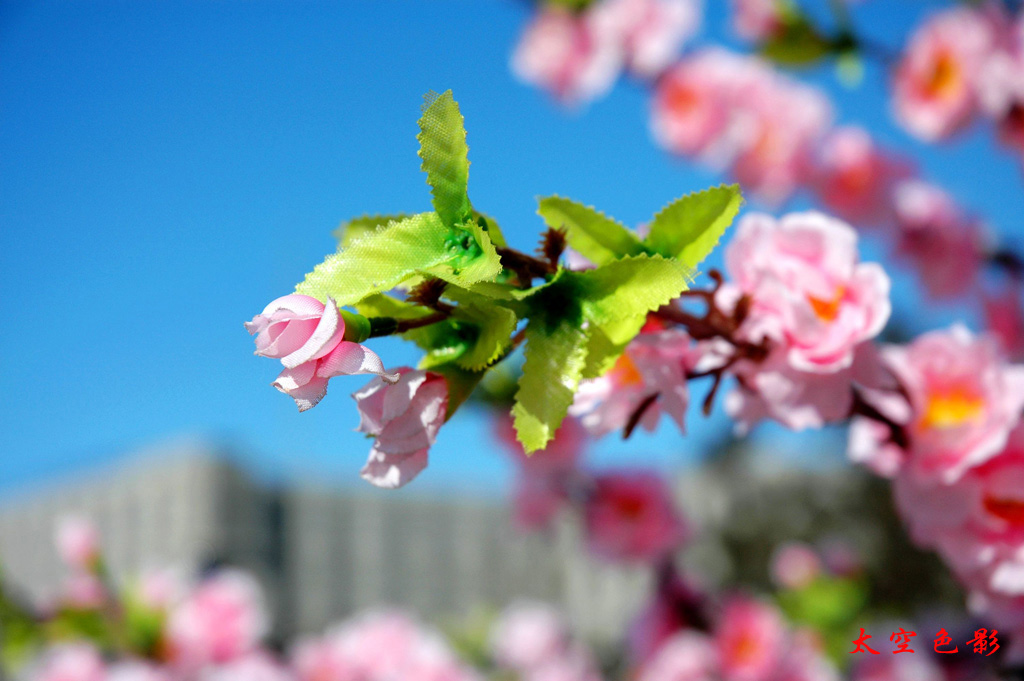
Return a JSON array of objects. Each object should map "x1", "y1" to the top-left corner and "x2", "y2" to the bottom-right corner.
[{"x1": 0, "y1": 441, "x2": 649, "y2": 642}]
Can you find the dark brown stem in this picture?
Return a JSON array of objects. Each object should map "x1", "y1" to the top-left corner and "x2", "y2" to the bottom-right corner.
[
  {"x1": 851, "y1": 387, "x2": 910, "y2": 450},
  {"x1": 394, "y1": 312, "x2": 450, "y2": 334},
  {"x1": 496, "y1": 245, "x2": 555, "y2": 286},
  {"x1": 623, "y1": 393, "x2": 660, "y2": 439}
]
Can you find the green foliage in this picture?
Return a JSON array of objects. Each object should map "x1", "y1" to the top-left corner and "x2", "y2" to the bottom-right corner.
[
  {"x1": 537, "y1": 196, "x2": 649, "y2": 266},
  {"x1": 295, "y1": 213, "x2": 501, "y2": 306},
  {"x1": 332, "y1": 214, "x2": 412, "y2": 249},
  {"x1": 644, "y1": 185, "x2": 742, "y2": 270},
  {"x1": 418, "y1": 91, "x2": 472, "y2": 227},
  {"x1": 513, "y1": 321, "x2": 590, "y2": 453},
  {"x1": 777, "y1": 576, "x2": 870, "y2": 663},
  {"x1": 512, "y1": 255, "x2": 690, "y2": 451}
]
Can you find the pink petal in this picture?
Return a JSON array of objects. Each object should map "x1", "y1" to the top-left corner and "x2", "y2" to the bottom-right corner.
[
  {"x1": 317, "y1": 341, "x2": 399, "y2": 383},
  {"x1": 360, "y1": 446, "x2": 429, "y2": 489},
  {"x1": 281, "y1": 298, "x2": 344, "y2": 369},
  {"x1": 272, "y1": 364, "x2": 327, "y2": 412},
  {"x1": 259, "y1": 294, "x2": 325, "y2": 318}
]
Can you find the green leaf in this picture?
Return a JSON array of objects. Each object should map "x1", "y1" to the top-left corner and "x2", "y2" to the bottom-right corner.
[
  {"x1": 430, "y1": 362, "x2": 487, "y2": 419},
  {"x1": 759, "y1": 19, "x2": 832, "y2": 67},
  {"x1": 644, "y1": 185, "x2": 742, "y2": 270},
  {"x1": 295, "y1": 213, "x2": 501, "y2": 306},
  {"x1": 332, "y1": 214, "x2": 411, "y2": 249},
  {"x1": 513, "y1": 321, "x2": 589, "y2": 453},
  {"x1": 537, "y1": 196, "x2": 648, "y2": 266},
  {"x1": 354, "y1": 293, "x2": 435, "y2": 321},
  {"x1": 449, "y1": 300, "x2": 519, "y2": 371},
  {"x1": 471, "y1": 209, "x2": 507, "y2": 248},
  {"x1": 418, "y1": 90, "x2": 472, "y2": 227}
]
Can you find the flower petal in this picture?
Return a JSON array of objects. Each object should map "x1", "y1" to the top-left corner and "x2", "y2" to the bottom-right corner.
[{"x1": 360, "y1": 446, "x2": 429, "y2": 489}]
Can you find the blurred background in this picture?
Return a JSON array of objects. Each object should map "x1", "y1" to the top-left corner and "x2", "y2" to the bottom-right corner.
[{"x1": 1, "y1": 0, "x2": 1020, "y2": 667}]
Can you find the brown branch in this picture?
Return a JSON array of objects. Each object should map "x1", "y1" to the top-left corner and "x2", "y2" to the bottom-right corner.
[{"x1": 623, "y1": 393, "x2": 660, "y2": 440}]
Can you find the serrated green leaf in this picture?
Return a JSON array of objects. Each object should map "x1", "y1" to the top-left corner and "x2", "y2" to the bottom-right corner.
[
  {"x1": 332, "y1": 214, "x2": 412, "y2": 249},
  {"x1": 423, "y1": 219, "x2": 502, "y2": 287},
  {"x1": 451, "y1": 303, "x2": 519, "y2": 371},
  {"x1": 418, "y1": 90, "x2": 472, "y2": 227},
  {"x1": 471, "y1": 209, "x2": 507, "y2": 248},
  {"x1": 645, "y1": 185, "x2": 742, "y2": 270},
  {"x1": 575, "y1": 254, "x2": 691, "y2": 325},
  {"x1": 296, "y1": 213, "x2": 501, "y2": 306},
  {"x1": 354, "y1": 293, "x2": 434, "y2": 321},
  {"x1": 513, "y1": 321, "x2": 589, "y2": 453},
  {"x1": 537, "y1": 196, "x2": 649, "y2": 266}
]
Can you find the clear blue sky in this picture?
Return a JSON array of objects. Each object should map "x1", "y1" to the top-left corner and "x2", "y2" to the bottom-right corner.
[{"x1": 2, "y1": 1, "x2": 1022, "y2": 499}]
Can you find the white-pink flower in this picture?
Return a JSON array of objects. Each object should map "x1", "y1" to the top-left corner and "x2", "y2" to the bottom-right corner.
[
  {"x1": 55, "y1": 514, "x2": 100, "y2": 571},
  {"x1": 490, "y1": 601, "x2": 570, "y2": 673},
  {"x1": 892, "y1": 6, "x2": 998, "y2": 140},
  {"x1": 200, "y1": 653, "x2": 295, "y2": 681},
  {"x1": 29, "y1": 644, "x2": 107, "y2": 681},
  {"x1": 638, "y1": 631, "x2": 718, "y2": 681},
  {"x1": 592, "y1": 0, "x2": 702, "y2": 78},
  {"x1": 570, "y1": 328, "x2": 693, "y2": 438},
  {"x1": 353, "y1": 367, "x2": 448, "y2": 489},
  {"x1": 770, "y1": 542, "x2": 822, "y2": 590},
  {"x1": 511, "y1": 5, "x2": 623, "y2": 106},
  {"x1": 246, "y1": 294, "x2": 397, "y2": 411},
  {"x1": 167, "y1": 569, "x2": 269, "y2": 669},
  {"x1": 892, "y1": 180, "x2": 985, "y2": 300},
  {"x1": 583, "y1": 471, "x2": 688, "y2": 562},
  {"x1": 871, "y1": 325, "x2": 1024, "y2": 484},
  {"x1": 810, "y1": 127, "x2": 910, "y2": 228},
  {"x1": 730, "y1": 0, "x2": 784, "y2": 42},
  {"x1": 714, "y1": 597, "x2": 786, "y2": 681}
]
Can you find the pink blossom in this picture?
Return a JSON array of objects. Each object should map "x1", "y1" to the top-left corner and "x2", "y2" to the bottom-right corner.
[
  {"x1": 892, "y1": 180, "x2": 985, "y2": 299},
  {"x1": 985, "y1": 282, "x2": 1024, "y2": 359},
  {"x1": 725, "y1": 211, "x2": 889, "y2": 373},
  {"x1": 810, "y1": 127, "x2": 910, "y2": 227},
  {"x1": 583, "y1": 471, "x2": 687, "y2": 562},
  {"x1": 526, "y1": 645, "x2": 602, "y2": 681},
  {"x1": 774, "y1": 630, "x2": 839, "y2": 681},
  {"x1": 876, "y1": 325, "x2": 1024, "y2": 483},
  {"x1": 592, "y1": 0, "x2": 702, "y2": 78},
  {"x1": 770, "y1": 542, "x2": 822, "y2": 590},
  {"x1": 246, "y1": 294, "x2": 397, "y2": 411},
  {"x1": 570, "y1": 329, "x2": 693, "y2": 438},
  {"x1": 729, "y1": 80, "x2": 831, "y2": 205},
  {"x1": 722, "y1": 212, "x2": 890, "y2": 431},
  {"x1": 892, "y1": 6, "x2": 998, "y2": 140},
  {"x1": 628, "y1": 569, "x2": 707, "y2": 664},
  {"x1": 650, "y1": 50, "x2": 740, "y2": 161},
  {"x1": 511, "y1": 6, "x2": 622, "y2": 106},
  {"x1": 107, "y1": 662, "x2": 174, "y2": 681},
  {"x1": 714, "y1": 597, "x2": 786, "y2": 681},
  {"x1": 30, "y1": 645, "x2": 106, "y2": 681},
  {"x1": 637, "y1": 631, "x2": 718, "y2": 681},
  {"x1": 61, "y1": 572, "x2": 107, "y2": 609},
  {"x1": 730, "y1": 0, "x2": 783, "y2": 41},
  {"x1": 490, "y1": 601, "x2": 570, "y2": 673},
  {"x1": 352, "y1": 367, "x2": 448, "y2": 489},
  {"x1": 850, "y1": 651, "x2": 945, "y2": 681},
  {"x1": 167, "y1": 569, "x2": 269, "y2": 669},
  {"x1": 496, "y1": 413, "x2": 586, "y2": 531},
  {"x1": 201, "y1": 653, "x2": 295, "y2": 681},
  {"x1": 55, "y1": 515, "x2": 100, "y2": 571},
  {"x1": 979, "y1": 17, "x2": 1024, "y2": 156}
]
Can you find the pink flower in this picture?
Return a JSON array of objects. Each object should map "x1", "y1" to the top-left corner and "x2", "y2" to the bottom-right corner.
[
  {"x1": 592, "y1": 0, "x2": 702, "y2": 78},
  {"x1": 770, "y1": 542, "x2": 822, "y2": 590},
  {"x1": 892, "y1": 180, "x2": 985, "y2": 299},
  {"x1": 200, "y1": 653, "x2": 295, "y2": 681},
  {"x1": 246, "y1": 294, "x2": 397, "y2": 412},
  {"x1": 985, "y1": 281, "x2": 1024, "y2": 359},
  {"x1": 650, "y1": 50, "x2": 740, "y2": 161},
  {"x1": 167, "y1": 569, "x2": 269, "y2": 669},
  {"x1": 875, "y1": 325, "x2": 1024, "y2": 483},
  {"x1": 61, "y1": 572, "x2": 107, "y2": 609},
  {"x1": 722, "y1": 212, "x2": 890, "y2": 431},
  {"x1": 628, "y1": 568, "x2": 708, "y2": 664},
  {"x1": 570, "y1": 329, "x2": 693, "y2": 438},
  {"x1": 730, "y1": 0, "x2": 784, "y2": 41},
  {"x1": 637, "y1": 631, "x2": 718, "y2": 681},
  {"x1": 714, "y1": 597, "x2": 786, "y2": 681},
  {"x1": 525, "y1": 645, "x2": 602, "y2": 681},
  {"x1": 725, "y1": 211, "x2": 890, "y2": 372},
  {"x1": 583, "y1": 471, "x2": 688, "y2": 562},
  {"x1": 774, "y1": 630, "x2": 839, "y2": 681},
  {"x1": 495, "y1": 414, "x2": 586, "y2": 531},
  {"x1": 353, "y1": 368, "x2": 449, "y2": 489},
  {"x1": 892, "y1": 6, "x2": 998, "y2": 140},
  {"x1": 490, "y1": 601, "x2": 570, "y2": 672},
  {"x1": 979, "y1": 20, "x2": 1024, "y2": 157},
  {"x1": 511, "y1": 6, "x2": 622, "y2": 106},
  {"x1": 30, "y1": 644, "x2": 106, "y2": 681},
  {"x1": 729, "y1": 79, "x2": 831, "y2": 205},
  {"x1": 107, "y1": 662, "x2": 174, "y2": 681},
  {"x1": 55, "y1": 515, "x2": 100, "y2": 570},
  {"x1": 851, "y1": 655, "x2": 945, "y2": 681},
  {"x1": 810, "y1": 127, "x2": 910, "y2": 228}
]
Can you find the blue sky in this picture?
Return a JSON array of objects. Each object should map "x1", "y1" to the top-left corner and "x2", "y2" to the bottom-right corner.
[{"x1": 2, "y1": 1, "x2": 1022, "y2": 499}]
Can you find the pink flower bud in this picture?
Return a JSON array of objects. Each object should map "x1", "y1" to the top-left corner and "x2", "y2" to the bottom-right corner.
[
  {"x1": 583, "y1": 471, "x2": 688, "y2": 562},
  {"x1": 353, "y1": 368, "x2": 448, "y2": 489},
  {"x1": 245, "y1": 294, "x2": 397, "y2": 411}
]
